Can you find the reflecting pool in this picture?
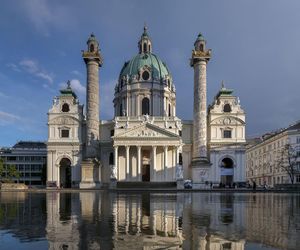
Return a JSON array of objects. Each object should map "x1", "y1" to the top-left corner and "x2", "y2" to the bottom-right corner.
[{"x1": 0, "y1": 192, "x2": 299, "y2": 249}]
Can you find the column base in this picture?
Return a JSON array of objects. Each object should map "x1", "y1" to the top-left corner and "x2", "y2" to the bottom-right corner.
[
  {"x1": 79, "y1": 158, "x2": 101, "y2": 189},
  {"x1": 79, "y1": 181, "x2": 101, "y2": 189},
  {"x1": 191, "y1": 157, "x2": 211, "y2": 189},
  {"x1": 176, "y1": 179, "x2": 184, "y2": 190},
  {"x1": 109, "y1": 178, "x2": 117, "y2": 189}
]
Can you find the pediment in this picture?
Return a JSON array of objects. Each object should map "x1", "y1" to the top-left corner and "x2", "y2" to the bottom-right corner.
[
  {"x1": 210, "y1": 116, "x2": 245, "y2": 126},
  {"x1": 114, "y1": 122, "x2": 180, "y2": 139},
  {"x1": 48, "y1": 115, "x2": 80, "y2": 125}
]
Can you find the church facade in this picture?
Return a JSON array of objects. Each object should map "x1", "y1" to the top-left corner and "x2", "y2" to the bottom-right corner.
[{"x1": 46, "y1": 27, "x2": 246, "y2": 188}]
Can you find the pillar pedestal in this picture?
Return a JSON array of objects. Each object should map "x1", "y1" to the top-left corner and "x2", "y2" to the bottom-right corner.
[
  {"x1": 191, "y1": 159, "x2": 211, "y2": 189},
  {"x1": 79, "y1": 158, "x2": 101, "y2": 189}
]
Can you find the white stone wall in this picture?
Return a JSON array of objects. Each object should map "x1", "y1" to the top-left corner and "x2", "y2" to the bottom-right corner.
[
  {"x1": 47, "y1": 93, "x2": 84, "y2": 187},
  {"x1": 113, "y1": 81, "x2": 176, "y2": 117},
  {"x1": 209, "y1": 149, "x2": 246, "y2": 183}
]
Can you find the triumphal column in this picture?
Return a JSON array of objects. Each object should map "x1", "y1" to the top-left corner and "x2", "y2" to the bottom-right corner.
[
  {"x1": 190, "y1": 33, "x2": 212, "y2": 188},
  {"x1": 80, "y1": 33, "x2": 103, "y2": 188}
]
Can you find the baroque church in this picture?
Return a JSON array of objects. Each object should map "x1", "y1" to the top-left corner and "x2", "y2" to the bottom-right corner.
[{"x1": 47, "y1": 27, "x2": 246, "y2": 188}]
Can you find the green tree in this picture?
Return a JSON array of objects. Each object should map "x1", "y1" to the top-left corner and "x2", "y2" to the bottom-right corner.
[
  {"x1": 7, "y1": 165, "x2": 20, "y2": 182},
  {"x1": 0, "y1": 158, "x2": 4, "y2": 180}
]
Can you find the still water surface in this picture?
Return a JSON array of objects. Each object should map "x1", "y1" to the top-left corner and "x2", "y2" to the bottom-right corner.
[{"x1": 0, "y1": 192, "x2": 299, "y2": 249}]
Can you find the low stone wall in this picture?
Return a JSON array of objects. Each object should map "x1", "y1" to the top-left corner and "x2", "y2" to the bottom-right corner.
[
  {"x1": 274, "y1": 184, "x2": 300, "y2": 190},
  {"x1": 0, "y1": 183, "x2": 28, "y2": 190}
]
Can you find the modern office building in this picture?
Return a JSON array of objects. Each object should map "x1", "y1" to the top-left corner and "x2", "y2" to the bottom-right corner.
[{"x1": 0, "y1": 141, "x2": 47, "y2": 186}]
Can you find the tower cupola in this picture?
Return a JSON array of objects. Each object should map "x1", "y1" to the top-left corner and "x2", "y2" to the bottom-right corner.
[
  {"x1": 87, "y1": 33, "x2": 99, "y2": 53},
  {"x1": 138, "y1": 25, "x2": 152, "y2": 54},
  {"x1": 194, "y1": 33, "x2": 206, "y2": 52}
]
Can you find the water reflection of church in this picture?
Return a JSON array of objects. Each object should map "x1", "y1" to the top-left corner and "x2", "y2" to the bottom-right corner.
[
  {"x1": 2, "y1": 192, "x2": 299, "y2": 249},
  {"x1": 45, "y1": 192, "x2": 247, "y2": 249}
]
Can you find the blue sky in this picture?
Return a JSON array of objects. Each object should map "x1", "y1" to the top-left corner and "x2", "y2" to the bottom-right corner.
[{"x1": 0, "y1": 0, "x2": 299, "y2": 146}]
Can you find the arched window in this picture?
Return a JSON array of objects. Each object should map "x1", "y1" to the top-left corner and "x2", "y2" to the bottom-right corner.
[
  {"x1": 119, "y1": 103, "x2": 123, "y2": 116},
  {"x1": 223, "y1": 104, "x2": 232, "y2": 113},
  {"x1": 142, "y1": 97, "x2": 150, "y2": 115},
  {"x1": 168, "y1": 104, "x2": 171, "y2": 117},
  {"x1": 142, "y1": 71, "x2": 150, "y2": 81},
  {"x1": 90, "y1": 44, "x2": 94, "y2": 52},
  {"x1": 148, "y1": 44, "x2": 151, "y2": 51},
  {"x1": 62, "y1": 103, "x2": 70, "y2": 112},
  {"x1": 200, "y1": 44, "x2": 204, "y2": 51},
  {"x1": 109, "y1": 152, "x2": 114, "y2": 165},
  {"x1": 143, "y1": 43, "x2": 147, "y2": 53}
]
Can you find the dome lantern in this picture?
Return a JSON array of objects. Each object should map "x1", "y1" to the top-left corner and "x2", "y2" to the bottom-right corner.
[{"x1": 138, "y1": 25, "x2": 152, "y2": 54}]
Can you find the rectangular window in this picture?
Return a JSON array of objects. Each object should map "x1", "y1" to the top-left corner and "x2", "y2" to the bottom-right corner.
[
  {"x1": 296, "y1": 175, "x2": 300, "y2": 183},
  {"x1": 61, "y1": 129, "x2": 69, "y2": 138},
  {"x1": 223, "y1": 130, "x2": 232, "y2": 138},
  {"x1": 297, "y1": 137, "x2": 300, "y2": 144}
]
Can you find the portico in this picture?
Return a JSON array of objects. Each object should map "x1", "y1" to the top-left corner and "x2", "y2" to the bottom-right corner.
[{"x1": 112, "y1": 121, "x2": 182, "y2": 182}]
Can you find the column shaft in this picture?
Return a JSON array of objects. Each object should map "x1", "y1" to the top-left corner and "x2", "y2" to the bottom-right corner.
[
  {"x1": 126, "y1": 146, "x2": 130, "y2": 180},
  {"x1": 86, "y1": 60, "x2": 100, "y2": 157},
  {"x1": 114, "y1": 146, "x2": 118, "y2": 180},
  {"x1": 193, "y1": 60, "x2": 208, "y2": 161},
  {"x1": 152, "y1": 146, "x2": 157, "y2": 181},
  {"x1": 164, "y1": 146, "x2": 168, "y2": 180},
  {"x1": 137, "y1": 146, "x2": 141, "y2": 181}
]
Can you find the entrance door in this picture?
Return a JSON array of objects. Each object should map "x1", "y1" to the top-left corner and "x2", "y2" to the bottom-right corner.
[
  {"x1": 142, "y1": 164, "x2": 150, "y2": 182},
  {"x1": 220, "y1": 157, "x2": 234, "y2": 187},
  {"x1": 59, "y1": 158, "x2": 72, "y2": 188}
]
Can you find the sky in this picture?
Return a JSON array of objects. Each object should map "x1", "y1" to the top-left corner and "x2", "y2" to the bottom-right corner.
[{"x1": 0, "y1": 0, "x2": 299, "y2": 146}]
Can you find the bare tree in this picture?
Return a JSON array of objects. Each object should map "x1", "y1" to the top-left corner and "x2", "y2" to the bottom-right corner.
[{"x1": 276, "y1": 144, "x2": 299, "y2": 184}]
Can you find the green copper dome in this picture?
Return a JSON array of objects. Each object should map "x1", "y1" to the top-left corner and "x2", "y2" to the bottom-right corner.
[{"x1": 119, "y1": 52, "x2": 170, "y2": 82}]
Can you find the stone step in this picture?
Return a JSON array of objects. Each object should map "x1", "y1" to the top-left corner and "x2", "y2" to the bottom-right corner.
[{"x1": 117, "y1": 181, "x2": 176, "y2": 189}]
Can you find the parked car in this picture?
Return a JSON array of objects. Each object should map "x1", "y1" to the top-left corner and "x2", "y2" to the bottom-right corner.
[
  {"x1": 184, "y1": 180, "x2": 192, "y2": 189},
  {"x1": 236, "y1": 182, "x2": 247, "y2": 188}
]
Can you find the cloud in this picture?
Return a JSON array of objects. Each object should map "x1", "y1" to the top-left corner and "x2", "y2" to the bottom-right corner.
[
  {"x1": 0, "y1": 111, "x2": 21, "y2": 126},
  {"x1": 71, "y1": 70, "x2": 83, "y2": 77},
  {"x1": 0, "y1": 91, "x2": 9, "y2": 98},
  {"x1": 19, "y1": 59, "x2": 54, "y2": 84},
  {"x1": 59, "y1": 79, "x2": 86, "y2": 96},
  {"x1": 20, "y1": 0, "x2": 75, "y2": 36},
  {"x1": 6, "y1": 63, "x2": 21, "y2": 72}
]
